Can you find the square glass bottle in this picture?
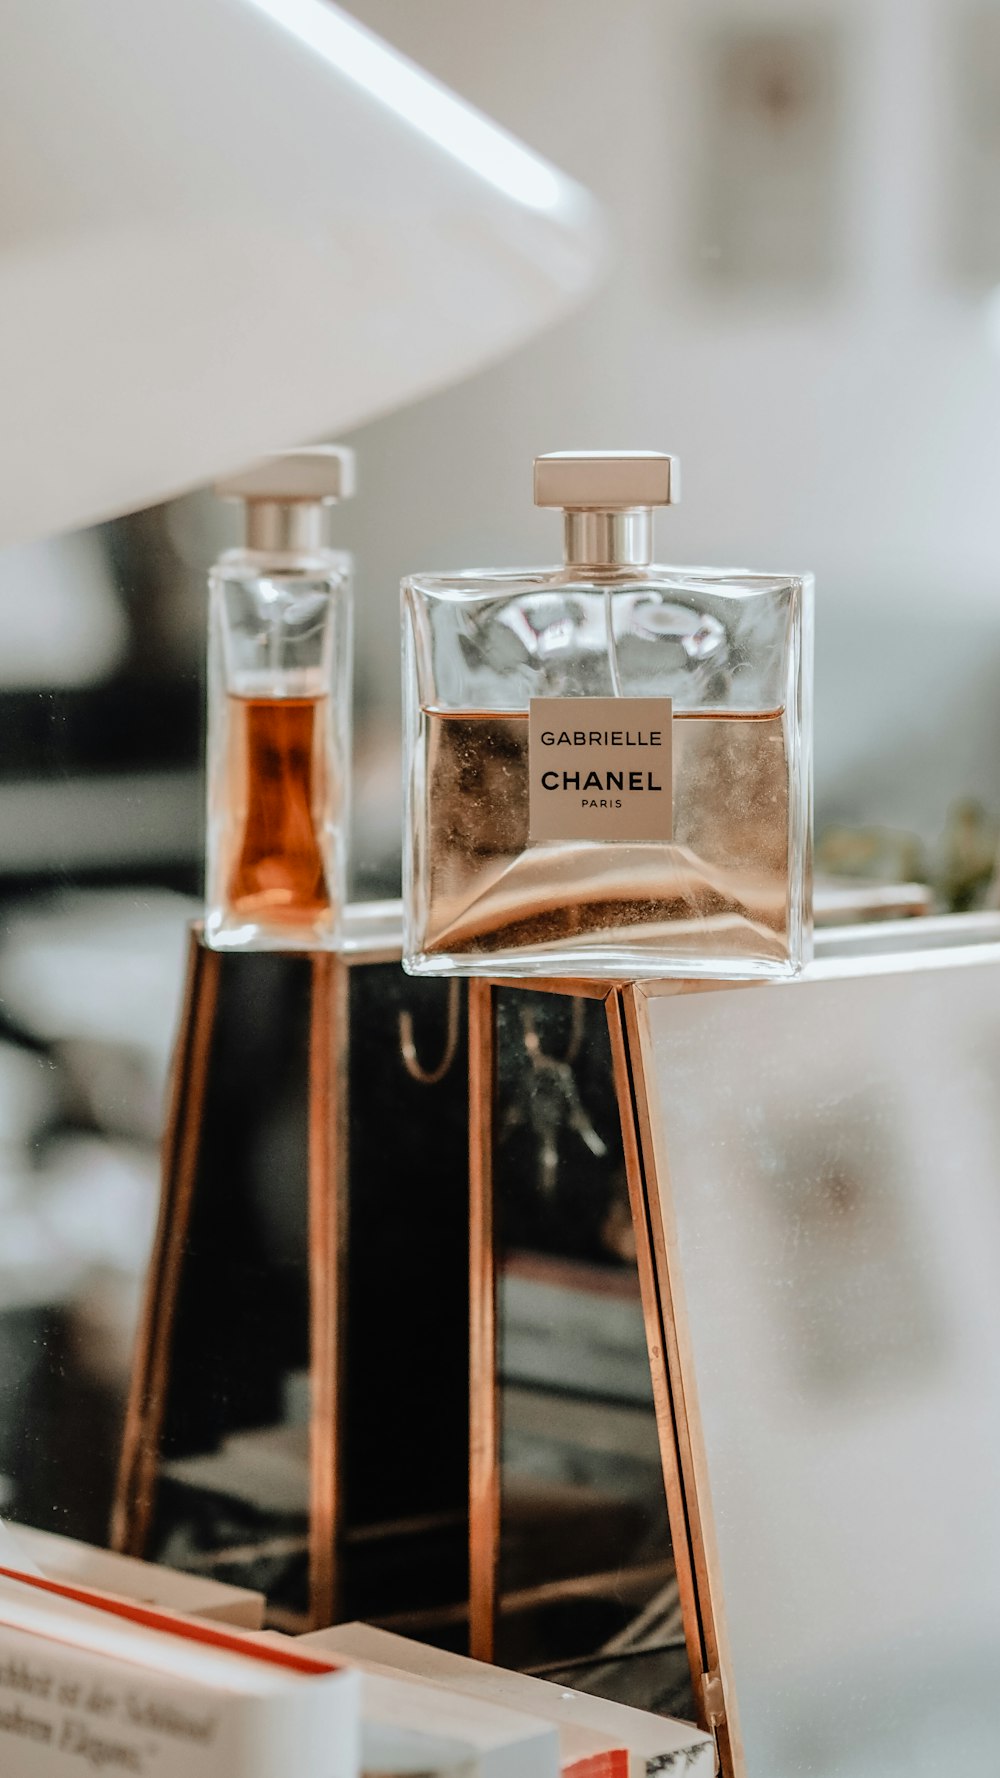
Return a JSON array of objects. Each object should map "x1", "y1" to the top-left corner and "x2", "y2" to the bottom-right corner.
[
  {"x1": 205, "y1": 448, "x2": 354, "y2": 951},
  {"x1": 402, "y1": 452, "x2": 812, "y2": 980}
]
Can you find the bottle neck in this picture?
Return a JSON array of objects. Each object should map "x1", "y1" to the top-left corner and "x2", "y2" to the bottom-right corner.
[
  {"x1": 245, "y1": 500, "x2": 330, "y2": 554},
  {"x1": 563, "y1": 508, "x2": 652, "y2": 571}
]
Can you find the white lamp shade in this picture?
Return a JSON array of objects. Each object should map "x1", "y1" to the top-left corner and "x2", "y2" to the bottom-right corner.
[{"x1": 0, "y1": 0, "x2": 603, "y2": 546}]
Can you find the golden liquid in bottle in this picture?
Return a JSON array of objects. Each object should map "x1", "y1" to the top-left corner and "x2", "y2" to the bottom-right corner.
[
  {"x1": 418, "y1": 708, "x2": 795, "y2": 965},
  {"x1": 223, "y1": 693, "x2": 332, "y2": 927}
]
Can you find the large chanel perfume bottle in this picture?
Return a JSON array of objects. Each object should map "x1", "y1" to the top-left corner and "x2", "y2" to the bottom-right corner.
[
  {"x1": 402, "y1": 452, "x2": 812, "y2": 980},
  {"x1": 205, "y1": 448, "x2": 354, "y2": 951}
]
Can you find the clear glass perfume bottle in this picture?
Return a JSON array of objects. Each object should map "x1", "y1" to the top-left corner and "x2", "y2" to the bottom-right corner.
[
  {"x1": 402, "y1": 451, "x2": 812, "y2": 980},
  {"x1": 205, "y1": 447, "x2": 353, "y2": 951}
]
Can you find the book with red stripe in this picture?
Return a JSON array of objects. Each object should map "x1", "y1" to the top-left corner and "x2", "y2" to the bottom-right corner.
[
  {"x1": 0, "y1": 1565, "x2": 359, "y2": 1777},
  {"x1": 8, "y1": 1525, "x2": 264, "y2": 1629}
]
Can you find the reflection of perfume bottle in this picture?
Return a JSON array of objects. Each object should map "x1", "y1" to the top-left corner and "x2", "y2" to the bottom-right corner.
[
  {"x1": 402, "y1": 451, "x2": 812, "y2": 980},
  {"x1": 205, "y1": 448, "x2": 354, "y2": 951}
]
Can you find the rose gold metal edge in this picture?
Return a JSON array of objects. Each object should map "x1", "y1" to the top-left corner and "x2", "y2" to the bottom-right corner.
[
  {"x1": 603, "y1": 989, "x2": 708, "y2": 1712},
  {"x1": 307, "y1": 950, "x2": 349, "y2": 1630},
  {"x1": 468, "y1": 978, "x2": 498, "y2": 1661},
  {"x1": 486, "y1": 976, "x2": 615, "y2": 999},
  {"x1": 623, "y1": 982, "x2": 745, "y2": 1778},
  {"x1": 111, "y1": 924, "x2": 222, "y2": 1554}
]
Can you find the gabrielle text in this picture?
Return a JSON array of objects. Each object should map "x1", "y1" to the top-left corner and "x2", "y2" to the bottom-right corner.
[{"x1": 540, "y1": 730, "x2": 662, "y2": 747}]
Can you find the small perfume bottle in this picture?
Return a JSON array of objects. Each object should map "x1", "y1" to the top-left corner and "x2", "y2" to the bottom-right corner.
[
  {"x1": 205, "y1": 447, "x2": 354, "y2": 951},
  {"x1": 402, "y1": 451, "x2": 812, "y2": 980}
]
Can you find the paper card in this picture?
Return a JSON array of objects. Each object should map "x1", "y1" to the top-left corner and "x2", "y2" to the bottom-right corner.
[
  {"x1": 5, "y1": 1524, "x2": 263, "y2": 1628},
  {"x1": 0, "y1": 1569, "x2": 360, "y2": 1778},
  {"x1": 0, "y1": 1622, "x2": 360, "y2": 1778},
  {"x1": 0, "y1": 1523, "x2": 41, "y2": 1580}
]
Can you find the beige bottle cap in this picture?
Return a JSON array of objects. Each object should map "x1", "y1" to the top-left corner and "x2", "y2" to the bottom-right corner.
[
  {"x1": 214, "y1": 446, "x2": 355, "y2": 552},
  {"x1": 215, "y1": 445, "x2": 355, "y2": 504},
  {"x1": 534, "y1": 451, "x2": 678, "y2": 568},
  {"x1": 533, "y1": 451, "x2": 678, "y2": 511}
]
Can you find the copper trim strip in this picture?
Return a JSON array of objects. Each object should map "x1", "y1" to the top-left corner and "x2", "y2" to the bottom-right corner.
[
  {"x1": 468, "y1": 978, "x2": 498, "y2": 1661},
  {"x1": 486, "y1": 976, "x2": 616, "y2": 1000},
  {"x1": 621, "y1": 983, "x2": 744, "y2": 1778},
  {"x1": 307, "y1": 951, "x2": 349, "y2": 1630},
  {"x1": 604, "y1": 989, "x2": 706, "y2": 1692},
  {"x1": 111, "y1": 926, "x2": 221, "y2": 1554}
]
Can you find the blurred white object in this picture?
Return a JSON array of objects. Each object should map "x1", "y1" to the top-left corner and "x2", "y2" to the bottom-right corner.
[
  {"x1": 0, "y1": 889, "x2": 196, "y2": 1088},
  {"x1": 0, "y1": 1043, "x2": 58, "y2": 1161},
  {"x1": 6, "y1": 1524, "x2": 264, "y2": 1627},
  {"x1": 39, "y1": 1138, "x2": 158, "y2": 1283},
  {"x1": 0, "y1": 0, "x2": 602, "y2": 546},
  {"x1": 0, "y1": 1139, "x2": 157, "y2": 1313},
  {"x1": 0, "y1": 774, "x2": 201, "y2": 879},
  {"x1": 0, "y1": 1035, "x2": 161, "y2": 1338},
  {"x1": 0, "y1": 1517, "x2": 42, "y2": 1578},
  {"x1": 0, "y1": 535, "x2": 126, "y2": 688}
]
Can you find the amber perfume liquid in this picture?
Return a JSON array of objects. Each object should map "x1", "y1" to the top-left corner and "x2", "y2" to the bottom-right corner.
[
  {"x1": 417, "y1": 706, "x2": 792, "y2": 966},
  {"x1": 223, "y1": 692, "x2": 333, "y2": 928}
]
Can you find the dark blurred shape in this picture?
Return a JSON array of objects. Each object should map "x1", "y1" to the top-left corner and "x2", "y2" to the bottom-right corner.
[{"x1": 118, "y1": 930, "x2": 470, "y2": 1633}]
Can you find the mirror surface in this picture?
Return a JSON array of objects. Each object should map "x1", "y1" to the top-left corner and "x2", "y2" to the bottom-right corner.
[
  {"x1": 493, "y1": 988, "x2": 692, "y2": 1718},
  {"x1": 136, "y1": 945, "x2": 471, "y2": 1634},
  {"x1": 640, "y1": 934, "x2": 1000, "y2": 1777}
]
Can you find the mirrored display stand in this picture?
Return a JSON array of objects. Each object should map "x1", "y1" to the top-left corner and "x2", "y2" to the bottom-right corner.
[{"x1": 114, "y1": 900, "x2": 1000, "y2": 1778}]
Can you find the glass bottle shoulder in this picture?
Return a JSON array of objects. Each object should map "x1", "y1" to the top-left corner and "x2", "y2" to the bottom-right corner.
[
  {"x1": 403, "y1": 563, "x2": 810, "y2": 714},
  {"x1": 210, "y1": 545, "x2": 351, "y2": 595},
  {"x1": 403, "y1": 562, "x2": 807, "y2": 602}
]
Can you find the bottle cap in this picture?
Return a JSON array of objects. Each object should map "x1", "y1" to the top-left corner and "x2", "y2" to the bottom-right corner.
[
  {"x1": 215, "y1": 446, "x2": 355, "y2": 504},
  {"x1": 215, "y1": 446, "x2": 355, "y2": 551},
  {"x1": 533, "y1": 451, "x2": 678, "y2": 511},
  {"x1": 533, "y1": 452, "x2": 678, "y2": 569}
]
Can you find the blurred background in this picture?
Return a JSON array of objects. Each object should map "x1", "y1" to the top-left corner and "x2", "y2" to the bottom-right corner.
[{"x1": 1, "y1": 0, "x2": 1000, "y2": 1666}]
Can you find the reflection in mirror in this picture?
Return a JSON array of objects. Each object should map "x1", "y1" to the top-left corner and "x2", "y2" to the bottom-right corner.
[
  {"x1": 142, "y1": 947, "x2": 316, "y2": 1627},
  {"x1": 116, "y1": 932, "x2": 470, "y2": 1634},
  {"x1": 493, "y1": 989, "x2": 694, "y2": 1721},
  {"x1": 638, "y1": 930, "x2": 1000, "y2": 1777}
]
